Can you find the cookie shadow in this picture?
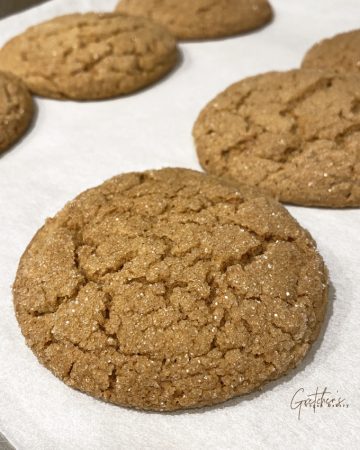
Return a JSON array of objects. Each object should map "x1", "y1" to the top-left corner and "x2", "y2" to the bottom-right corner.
[
  {"x1": 0, "y1": 99, "x2": 39, "y2": 160},
  {"x1": 155, "y1": 280, "x2": 336, "y2": 416},
  {"x1": 285, "y1": 202, "x2": 360, "y2": 211}
]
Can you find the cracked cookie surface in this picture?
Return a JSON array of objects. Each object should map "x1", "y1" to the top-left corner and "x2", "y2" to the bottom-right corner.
[
  {"x1": 0, "y1": 12, "x2": 178, "y2": 100},
  {"x1": 0, "y1": 71, "x2": 33, "y2": 153},
  {"x1": 116, "y1": 0, "x2": 272, "y2": 40},
  {"x1": 302, "y1": 30, "x2": 360, "y2": 75},
  {"x1": 193, "y1": 69, "x2": 360, "y2": 207},
  {"x1": 13, "y1": 168, "x2": 328, "y2": 411}
]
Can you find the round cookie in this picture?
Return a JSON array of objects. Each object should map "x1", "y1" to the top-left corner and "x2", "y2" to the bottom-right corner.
[
  {"x1": 13, "y1": 168, "x2": 328, "y2": 411},
  {"x1": 0, "y1": 13, "x2": 178, "y2": 100},
  {"x1": 0, "y1": 71, "x2": 33, "y2": 153},
  {"x1": 193, "y1": 69, "x2": 360, "y2": 207},
  {"x1": 116, "y1": 0, "x2": 273, "y2": 40},
  {"x1": 302, "y1": 29, "x2": 360, "y2": 74}
]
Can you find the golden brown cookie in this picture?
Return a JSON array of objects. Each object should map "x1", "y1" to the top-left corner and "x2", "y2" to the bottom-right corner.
[
  {"x1": 13, "y1": 168, "x2": 328, "y2": 411},
  {"x1": 302, "y1": 29, "x2": 360, "y2": 74},
  {"x1": 193, "y1": 70, "x2": 360, "y2": 207},
  {"x1": 0, "y1": 13, "x2": 178, "y2": 100},
  {"x1": 0, "y1": 71, "x2": 33, "y2": 153},
  {"x1": 116, "y1": 0, "x2": 273, "y2": 40}
]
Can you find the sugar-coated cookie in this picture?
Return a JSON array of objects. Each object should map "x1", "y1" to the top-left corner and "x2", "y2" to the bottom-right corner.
[
  {"x1": 194, "y1": 70, "x2": 360, "y2": 207},
  {"x1": 14, "y1": 168, "x2": 328, "y2": 411},
  {"x1": 0, "y1": 13, "x2": 178, "y2": 100},
  {"x1": 0, "y1": 71, "x2": 33, "y2": 153},
  {"x1": 302, "y1": 29, "x2": 360, "y2": 75},
  {"x1": 116, "y1": 0, "x2": 273, "y2": 40}
]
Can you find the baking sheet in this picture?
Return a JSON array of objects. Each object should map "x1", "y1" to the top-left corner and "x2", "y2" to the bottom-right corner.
[{"x1": 0, "y1": 0, "x2": 359, "y2": 448}]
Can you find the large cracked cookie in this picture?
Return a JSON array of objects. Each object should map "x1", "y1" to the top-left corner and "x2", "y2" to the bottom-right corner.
[
  {"x1": 116, "y1": 0, "x2": 273, "y2": 40},
  {"x1": 0, "y1": 13, "x2": 178, "y2": 100},
  {"x1": 0, "y1": 71, "x2": 33, "y2": 153},
  {"x1": 302, "y1": 29, "x2": 360, "y2": 75},
  {"x1": 13, "y1": 168, "x2": 328, "y2": 411},
  {"x1": 193, "y1": 70, "x2": 360, "y2": 207}
]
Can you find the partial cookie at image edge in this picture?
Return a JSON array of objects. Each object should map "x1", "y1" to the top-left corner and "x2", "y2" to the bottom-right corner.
[
  {"x1": 193, "y1": 69, "x2": 360, "y2": 207},
  {"x1": 0, "y1": 70, "x2": 33, "y2": 153},
  {"x1": 301, "y1": 29, "x2": 360, "y2": 74}
]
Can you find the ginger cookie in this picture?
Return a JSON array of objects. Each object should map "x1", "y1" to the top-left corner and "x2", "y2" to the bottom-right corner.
[
  {"x1": 116, "y1": 0, "x2": 273, "y2": 40},
  {"x1": 0, "y1": 71, "x2": 33, "y2": 153},
  {"x1": 13, "y1": 168, "x2": 328, "y2": 411},
  {"x1": 0, "y1": 13, "x2": 178, "y2": 100},
  {"x1": 193, "y1": 70, "x2": 360, "y2": 207},
  {"x1": 302, "y1": 29, "x2": 360, "y2": 74}
]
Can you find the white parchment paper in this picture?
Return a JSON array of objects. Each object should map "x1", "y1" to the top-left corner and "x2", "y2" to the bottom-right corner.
[{"x1": 0, "y1": 0, "x2": 359, "y2": 448}]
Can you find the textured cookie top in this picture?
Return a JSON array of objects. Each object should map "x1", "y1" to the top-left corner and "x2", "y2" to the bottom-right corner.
[
  {"x1": 116, "y1": 0, "x2": 272, "y2": 40},
  {"x1": 0, "y1": 71, "x2": 33, "y2": 153},
  {"x1": 14, "y1": 168, "x2": 327, "y2": 411},
  {"x1": 193, "y1": 70, "x2": 360, "y2": 207},
  {"x1": 0, "y1": 13, "x2": 178, "y2": 100},
  {"x1": 302, "y1": 29, "x2": 360, "y2": 74}
]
